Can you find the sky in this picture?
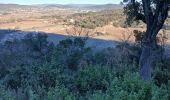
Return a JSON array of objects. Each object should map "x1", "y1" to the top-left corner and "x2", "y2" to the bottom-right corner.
[{"x1": 0, "y1": 0, "x2": 122, "y2": 5}]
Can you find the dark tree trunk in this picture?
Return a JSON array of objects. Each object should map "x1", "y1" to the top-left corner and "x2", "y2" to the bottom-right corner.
[
  {"x1": 139, "y1": 0, "x2": 169, "y2": 81},
  {"x1": 139, "y1": 29, "x2": 159, "y2": 81},
  {"x1": 139, "y1": 43, "x2": 155, "y2": 80}
]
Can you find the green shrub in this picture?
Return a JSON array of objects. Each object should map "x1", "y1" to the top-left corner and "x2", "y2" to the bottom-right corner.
[
  {"x1": 88, "y1": 91, "x2": 112, "y2": 100},
  {"x1": 69, "y1": 10, "x2": 125, "y2": 29},
  {"x1": 0, "y1": 33, "x2": 54, "y2": 79},
  {"x1": 108, "y1": 72, "x2": 170, "y2": 100},
  {"x1": 75, "y1": 65, "x2": 112, "y2": 94},
  {"x1": 153, "y1": 58, "x2": 170, "y2": 86},
  {"x1": 110, "y1": 72, "x2": 152, "y2": 100},
  {"x1": 53, "y1": 38, "x2": 90, "y2": 70},
  {"x1": 152, "y1": 82, "x2": 170, "y2": 100},
  {"x1": 0, "y1": 34, "x2": 169, "y2": 100},
  {"x1": 3, "y1": 65, "x2": 36, "y2": 90},
  {"x1": 36, "y1": 62, "x2": 60, "y2": 88},
  {"x1": 0, "y1": 85, "x2": 16, "y2": 100},
  {"x1": 46, "y1": 84, "x2": 75, "y2": 100}
]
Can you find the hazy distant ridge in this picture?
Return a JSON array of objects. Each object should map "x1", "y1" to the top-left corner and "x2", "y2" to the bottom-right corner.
[
  {"x1": 0, "y1": 4, "x2": 123, "y2": 10},
  {"x1": 0, "y1": 4, "x2": 36, "y2": 10},
  {"x1": 46, "y1": 4, "x2": 123, "y2": 9}
]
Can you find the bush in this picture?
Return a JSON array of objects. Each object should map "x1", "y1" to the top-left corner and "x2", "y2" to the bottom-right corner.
[
  {"x1": 151, "y1": 82, "x2": 170, "y2": 100},
  {"x1": 110, "y1": 72, "x2": 152, "y2": 100},
  {"x1": 0, "y1": 85, "x2": 16, "y2": 100},
  {"x1": 69, "y1": 10, "x2": 125, "y2": 29},
  {"x1": 53, "y1": 38, "x2": 90, "y2": 70},
  {"x1": 88, "y1": 91, "x2": 112, "y2": 100},
  {"x1": 0, "y1": 33, "x2": 169, "y2": 100},
  {"x1": 46, "y1": 84, "x2": 75, "y2": 100},
  {"x1": 0, "y1": 33, "x2": 54, "y2": 79},
  {"x1": 75, "y1": 65, "x2": 112, "y2": 94},
  {"x1": 106, "y1": 72, "x2": 169, "y2": 100},
  {"x1": 153, "y1": 58, "x2": 170, "y2": 86},
  {"x1": 92, "y1": 44, "x2": 141, "y2": 66}
]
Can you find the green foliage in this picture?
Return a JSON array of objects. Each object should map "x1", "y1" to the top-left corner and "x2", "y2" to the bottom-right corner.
[
  {"x1": 151, "y1": 82, "x2": 170, "y2": 100},
  {"x1": 0, "y1": 33, "x2": 54, "y2": 76},
  {"x1": 46, "y1": 84, "x2": 75, "y2": 100},
  {"x1": 133, "y1": 30, "x2": 144, "y2": 45},
  {"x1": 110, "y1": 72, "x2": 152, "y2": 100},
  {"x1": 75, "y1": 65, "x2": 111, "y2": 94},
  {"x1": 68, "y1": 10, "x2": 125, "y2": 29},
  {"x1": 36, "y1": 62, "x2": 59, "y2": 88},
  {"x1": 123, "y1": 1, "x2": 141, "y2": 26},
  {"x1": 0, "y1": 35, "x2": 169, "y2": 99},
  {"x1": 88, "y1": 91, "x2": 112, "y2": 100},
  {"x1": 0, "y1": 85, "x2": 16, "y2": 100},
  {"x1": 53, "y1": 37, "x2": 90, "y2": 70},
  {"x1": 93, "y1": 44, "x2": 141, "y2": 67},
  {"x1": 153, "y1": 59, "x2": 170, "y2": 86}
]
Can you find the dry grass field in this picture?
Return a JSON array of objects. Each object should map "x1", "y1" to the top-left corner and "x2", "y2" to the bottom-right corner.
[{"x1": 0, "y1": 5, "x2": 169, "y2": 44}]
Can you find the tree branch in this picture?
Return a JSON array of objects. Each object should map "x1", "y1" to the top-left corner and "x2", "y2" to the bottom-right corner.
[
  {"x1": 151, "y1": 0, "x2": 169, "y2": 39},
  {"x1": 142, "y1": 0, "x2": 154, "y2": 28},
  {"x1": 131, "y1": 0, "x2": 146, "y2": 23},
  {"x1": 136, "y1": 13, "x2": 146, "y2": 23}
]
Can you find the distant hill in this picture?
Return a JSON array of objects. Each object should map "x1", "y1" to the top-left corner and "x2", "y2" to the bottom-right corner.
[
  {"x1": 0, "y1": 4, "x2": 36, "y2": 10},
  {"x1": 0, "y1": 4, "x2": 123, "y2": 11},
  {"x1": 45, "y1": 4, "x2": 123, "y2": 10},
  {"x1": 87, "y1": 4, "x2": 123, "y2": 10},
  {"x1": 45, "y1": 4, "x2": 95, "y2": 8}
]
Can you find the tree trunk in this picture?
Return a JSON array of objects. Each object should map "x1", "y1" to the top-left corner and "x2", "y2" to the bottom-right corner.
[
  {"x1": 133, "y1": 0, "x2": 169, "y2": 81},
  {"x1": 139, "y1": 31, "x2": 158, "y2": 81}
]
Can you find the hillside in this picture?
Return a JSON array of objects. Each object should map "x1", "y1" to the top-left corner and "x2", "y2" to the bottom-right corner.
[
  {"x1": 0, "y1": 1, "x2": 170, "y2": 100},
  {"x1": 0, "y1": 29, "x2": 169, "y2": 99},
  {"x1": 0, "y1": 4, "x2": 123, "y2": 10},
  {"x1": 0, "y1": 4, "x2": 36, "y2": 10},
  {"x1": 35, "y1": 4, "x2": 123, "y2": 10},
  {"x1": 87, "y1": 4, "x2": 123, "y2": 10},
  {"x1": 45, "y1": 4, "x2": 123, "y2": 10}
]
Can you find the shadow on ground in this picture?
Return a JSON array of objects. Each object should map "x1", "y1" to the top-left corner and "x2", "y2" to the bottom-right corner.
[{"x1": 0, "y1": 29, "x2": 119, "y2": 51}]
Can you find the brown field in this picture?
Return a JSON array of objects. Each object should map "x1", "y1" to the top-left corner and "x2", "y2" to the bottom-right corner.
[{"x1": 0, "y1": 7, "x2": 169, "y2": 44}]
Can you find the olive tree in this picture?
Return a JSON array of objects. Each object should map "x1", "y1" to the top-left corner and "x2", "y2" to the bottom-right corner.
[{"x1": 123, "y1": 0, "x2": 170, "y2": 80}]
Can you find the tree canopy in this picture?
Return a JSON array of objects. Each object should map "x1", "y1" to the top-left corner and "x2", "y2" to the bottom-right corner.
[{"x1": 123, "y1": 0, "x2": 169, "y2": 27}]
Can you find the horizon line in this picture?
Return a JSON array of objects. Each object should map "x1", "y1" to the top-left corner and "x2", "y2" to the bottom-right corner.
[{"x1": 0, "y1": 3, "x2": 120, "y2": 5}]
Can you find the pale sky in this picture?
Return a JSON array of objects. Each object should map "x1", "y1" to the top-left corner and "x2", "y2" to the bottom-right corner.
[{"x1": 0, "y1": 0, "x2": 122, "y2": 5}]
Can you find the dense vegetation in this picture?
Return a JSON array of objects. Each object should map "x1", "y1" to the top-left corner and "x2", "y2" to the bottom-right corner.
[
  {"x1": 0, "y1": 33, "x2": 169, "y2": 100},
  {"x1": 67, "y1": 10, "x2": 126, "y2": 29},
  {"x1": 66, "y1": 10, "x2": 170, "y2": 29}
]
